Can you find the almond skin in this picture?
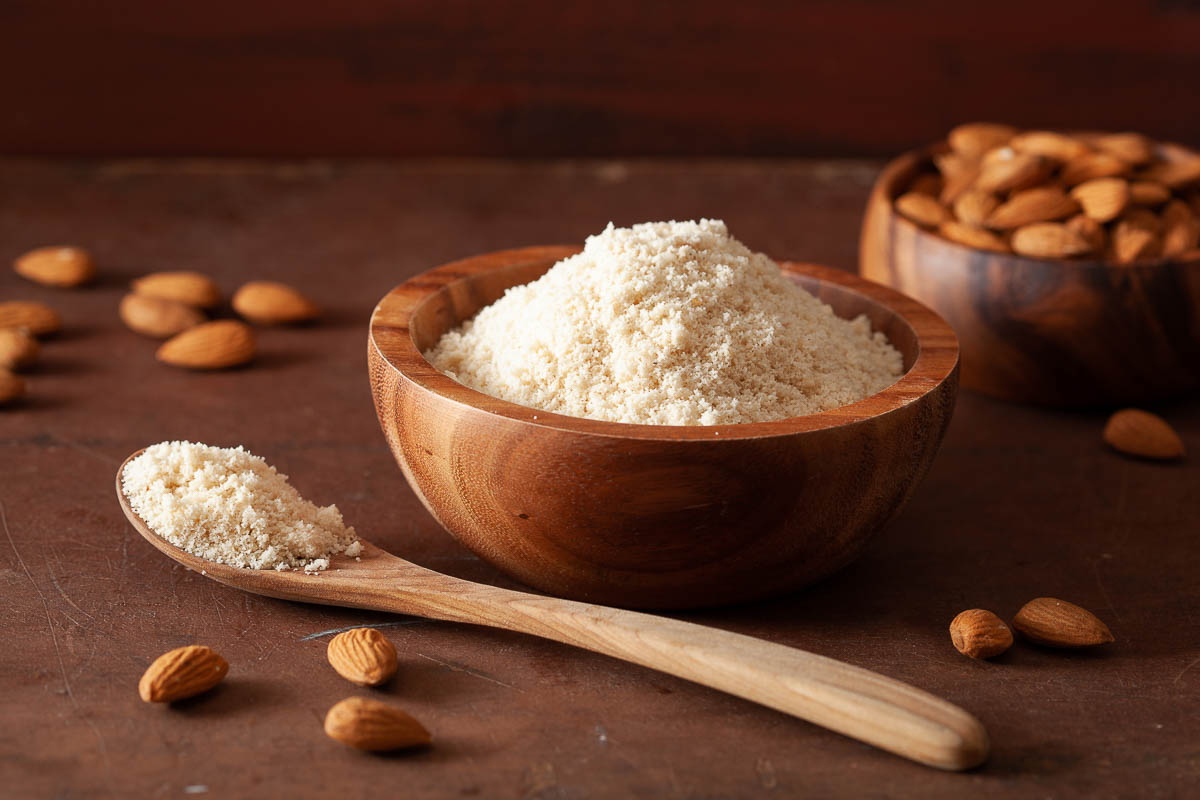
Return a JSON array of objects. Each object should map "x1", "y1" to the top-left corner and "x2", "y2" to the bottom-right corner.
[
  {"x1": 1140, "y1": 156, "x2": 1200, "y2": 190},
  {"x1": 1128, "y1": 181, "x2": 1171, "y2": 206},
  {"x1": 132, "y1": 271, "x2": 222, "y2": 309},
  {"x1": 975, "y1": 152, "x2": 1052, "y2": 194},
  {"x1": 0, "y1": 327, "x2": 39, "y2": 370},
  {"x1": 952, "y1": 189, "x2": 1000, "y2": 228},
  {"x1": 327, "y1": 628, "x2": 398, "y2": 687},
  {"x1": 119, "y1": 293, "x2": 206, "y2": 339},
  {"x1": 895, "y1": 192, "x2": 951, "y2": 228},
  {"x1": 1103, "y1": 409, "x2": 1185, "y2": 460},
  {"x1": 950, "y1": 609, "x2": 1013, "y2": 660},
  {"x1": 138, "y1": 645, "x2": 229, "y2": 702},
  {"x1": 1010, "y1": 131, "x2": 1089, "y2": 162},
  {"x1": 14, "y1": 246, "x2": 96, "y2": 288},
  {"x1": 1161, "y1": 200, "x2": 1199, "y2": 258},
  {"x1": 1094, "y1": 132, "x2": 1155, "y2": 165},
  {"x1": 938, "y1": 221, "x2": 1009, "y2": 253},
  {"x1": 1060, "y1": 152, "x2": 1130, "y2": 186},
  {"x1": 1012, "y1": 598, "x2": 1115, "y2": 648},
  {"x1": 909, "y1": 174, "x2": 943, "y2": 197},
  {"x1": 1010, "y1": 222, "x2": 1092, "y2": 259},
  {"x1": 0, "y1": 301, "x2": 61, "y2": 337},
  {"x1": 1065, "y1": 214, "x2": 1106, "y2": 256},
  {"x1": 947, "y1": 122, "x2": 1017, "y2": 158},
  {"x1": 0, "y1": 370, "x2": 26, "y2": 406},
  {"x1": 1070, "y1": 178, "x2": 1130, "y2": 224},
  {"x1": 156, "y1": 320, "x2": 255, "y2": 370},
  {"x1": 1111, "y1": 220, "x2": 1160, "y2": 264},
  {"x1": 232, "y1": 281, "x2": 320, "y2": 325},
  {"x1": 324, "y1": 697, "x2": 431, "y2": 752},
  {"x1": 986, "y1": 186, "x2": 1079, "y2": 230}
]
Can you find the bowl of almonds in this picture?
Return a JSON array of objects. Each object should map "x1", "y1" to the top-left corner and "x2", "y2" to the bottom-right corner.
[{"x1": 861, "y1": 123, "x2": 1200, "y2": 406}]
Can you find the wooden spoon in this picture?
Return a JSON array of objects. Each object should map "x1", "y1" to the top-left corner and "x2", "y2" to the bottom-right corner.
[{"x1": 116, "y1": 453, "x2": 988, "y2": 770}]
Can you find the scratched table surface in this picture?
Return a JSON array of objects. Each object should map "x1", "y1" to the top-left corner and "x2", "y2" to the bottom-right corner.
[{"x1": 2, "y1": 158, "x2": 1197, "y2": 799}]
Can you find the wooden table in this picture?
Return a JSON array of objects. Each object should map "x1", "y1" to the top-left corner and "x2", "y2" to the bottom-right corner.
[{"x1": 3, "y1": 159, "x2": 1197, "y2": 798}]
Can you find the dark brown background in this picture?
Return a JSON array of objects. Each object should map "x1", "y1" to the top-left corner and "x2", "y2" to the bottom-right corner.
[{"x1": 3, "y1": 0, "x2": 1199, "y2": 157}]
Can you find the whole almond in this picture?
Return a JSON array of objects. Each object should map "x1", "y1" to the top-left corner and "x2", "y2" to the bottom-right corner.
[
  {"x1": 909, "y1": 173, "x2": 943, "y2": 196},
  {"x1": 1139, "y1": 156, "x2": 1200, "y2": 190},
  {"x1": 1070, "y1": 178, "x2": 1130, "y2": 223},
  {"x1": 1011, "y1": 222, "x2": 1091, "y2": 259},
  {"x1": 132, "y1": 271, "x2": 221, "y2": 309},
  {"x1": 0, "y1": 370, "x2": 26, "y2": 406},
  {"x1": 1103, "y1": 409, "x2": 1185, "y2": 460},
  {"x1": 232, "y1": 281, "x2": 320, "y2": 325},
  {"x1": 1010, "y1": 131, "x2": 1089, "y2": 163},
  {"x1": 1065, "y1": 214, "x2": 1106, "y2": 255},
  {"x1": 975, "y1": 152, "x2": 1052, "y2": 194},
  {"x1": 938, "y1": 221, "x2": 1010, "y2": 253},
  {"x1": 138, "y1": 645, "x2": 229, "y2": 702},
  {"x1": 324, "y1": 697, "x2": 431, "y2": 752},
  {"x1": 1060, "y1": 152, "x2": 1129, "y2": 185},
  {"x1": 156, "y1": 320, "x2": 255, "y2": 370},
  {"x1": 327, "y1": 628, "x2": 398, "y2": 687},
  {"x1": 948, "y1": 123, "x2": 1017, "y2": 158},
  {"x1": 14, "y1": 246, "x2": 95, "y2": 288},
  {"x1": 952, "y1": 189, "x2": 999, "y2": 228},
  {"x1": 950, "y1": 609, "x2": 1013, "y2": 660},
  {"x1": 1012, "y1": 598, "x2": 1115, "y2": 648},
  {"x1": 119, "y1": 293, "x2": 206, "y2": 339},
  {"x1": 1161, "y1": 200, "x2": 1199, "y2": 258},
  {"x1": 1095, "y1": 132, "x2": 1155, "y2": 165},
  {"x1": 1128, "y1": 181, "x2": 1171, "y2": 206},
  {"x1": 895, "y1": 192, "x2": 951, "y2": 228},
  {"x1": 0, "y1": 327, "x2": 39, "y2": 370},
  {"x1": 0, "y1": 301, "x2": 61, "y2": 337},
  {"x1": 986, "y1": 186, "x2": 1079, "y2": 230},
  {"x1": 1111, "y1": 220, "x2": 1160, "y2": 264}
]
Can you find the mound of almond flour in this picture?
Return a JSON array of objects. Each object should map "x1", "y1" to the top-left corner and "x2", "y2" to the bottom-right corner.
[{"x1": 425, "y1": 219, "x2": 903, "y2": 425}]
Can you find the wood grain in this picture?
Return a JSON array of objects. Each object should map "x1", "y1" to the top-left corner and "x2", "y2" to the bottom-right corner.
[
  {"x1": 116, "y1": 459, "x2": 989, "y2": 771},
  {"x1": 3, "y1": 1, "x2": 1200, "y2": 157},
  {"x1": 861, "y1": 149, "x2": 1200, "y2": 406},
  {"x1": 368, "y1": 248, "x2": 959, "y2": 608}
]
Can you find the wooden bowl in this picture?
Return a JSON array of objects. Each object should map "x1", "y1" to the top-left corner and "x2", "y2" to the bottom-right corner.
[
  {"x1": 861, "y1": 147, "x2": 1200, "y2": 406},
  {"x1": 368, "y1": 247, "x2": 959, "y2": 609}
]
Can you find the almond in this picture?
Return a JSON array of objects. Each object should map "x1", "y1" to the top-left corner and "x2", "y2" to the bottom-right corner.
[
  {"x1": 0, "y1": 327, "x2": 39, "y2": 371},
  {"x1": 949, "y1": 609, "x2": 1013, "y2": 660},
  {"x1": 119, "y1": 294, "x2": 206, "y2": 339},
  {"x1": 327, "y1": 628, "x2": 398, "y2": 687},
  {"x1": 1060, "y1": 152, "x2": 1129, "y2": 185},
  {"x1": 0, "y1": 370, "x2": 26, "y2": 406},
  {"x1": 232, "y1": 281, "x2": 320, "y2": 325},
  {"x1": 0, "y1": 301, "x2": 61, "y2": 337},
  {"x1": 895, "y1": 192, "x2": 951, "y2": 228},
  {"x1": 132, "y1": 271, "x2": 221, "y2": 309},
  {"x1": 1010, "y1": 131, "x2": 1089, "y2": 162},
  {"x1": 909, "y1": 173, "x2": 943, "y2": 196},
  {"x1": 1094, "y1": 133, "x2": 1155, "y2": 166},
  {"x1": 1010, "y1": 222, "x2": 1092, "y2": 259},
  {"x1": 1111, "y1": 219, "x2": 1160, "y2": 264},
  {"x1": 986, "y1": 186, "x2": 1079, "y2": 230},
  {"x1": 1139, "y1": 156, "x2": 1200, "y2": 190},
  {"x1": 948, "y1": 122, "x2": 1017, "y2": 158},
  {"x1": 1070, "y1": 178, "x2": 1130, "y2": 223},
  {"x1": 952, "y1": 189, "x2": 999, "y2": 228},
  {"x1": 324, "y1": 697, "x2": 431, "y2": 752},
  {"x1": 1161, "y1": 200, "x2": 1200, "y2": 258},
  {"x1": 1065, "y1": 214, "x2": 1106, "y2": 256},
  {"x1": 1128, "y1": 181, "x2": 1171, "y2": 206},
  {"x1": 156, "y1": 320, "x2": 255, "y2": 370},
  {"x1": 938, "y1": 221, "x2": 1009, "y2": 253},
  {"x1": 1012, "y1": 598, "x2": 1115, "y2": 648},
  {"x1": 975, "y1": 152, "x2": 1052, "y2": 194},
  {"x1": 1103, "y1": 409, "x2": 1186, "y2": 460},
  {"x1": 14, "y1": 246, "x2": 95, "y2": 288},
  {"x1": 138, "y1": 645, "x2": 228, "y2": 702}
]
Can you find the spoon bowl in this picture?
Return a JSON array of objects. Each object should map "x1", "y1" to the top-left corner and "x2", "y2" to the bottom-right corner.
[{"x1": 117, "y1": 450, "x2": 988, "y2": 771}]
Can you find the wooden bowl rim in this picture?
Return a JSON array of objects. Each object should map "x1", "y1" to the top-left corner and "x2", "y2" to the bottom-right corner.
[
  {"x1": 369, "y1": 246, "x2": 959, "y2": 441},
  {"x1": 878, "y1": 145, "x2": 1200, "y2": 272}
]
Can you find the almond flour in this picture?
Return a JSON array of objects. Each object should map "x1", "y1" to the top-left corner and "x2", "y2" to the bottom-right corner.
[
  {"x1": 425, "y1": 220, "x2": 903, "y2": 425},
  {"x1": 122, "y1": 441, "x2": 361, "y2": 572}
]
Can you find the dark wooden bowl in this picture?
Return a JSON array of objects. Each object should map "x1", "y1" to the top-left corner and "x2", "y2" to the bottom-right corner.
[
  {"x1": 368, "y1": 247, "x2": 959, "y2": 609},
  {"x1": 861, "y1": 148, "x2": 1200, "y2": 406}
]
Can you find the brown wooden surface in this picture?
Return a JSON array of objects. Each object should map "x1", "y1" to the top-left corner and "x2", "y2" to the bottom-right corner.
[
  {"x1": 370, "y1": 250, "x2": 958, "y2": 608},
  {"x1": 2, "y1": 158, "x2": 1198, "y2": 797},
  {"x1": 861, "y1": 148, "x2": 1200, "y2": 406},
  {"x1": 3, "y1": 1, "x2": 1200, "y2": 158}
]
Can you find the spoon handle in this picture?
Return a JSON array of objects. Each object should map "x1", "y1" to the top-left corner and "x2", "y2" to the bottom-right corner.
[{"x1": 377, "y1": 572, "x2": 988, "y2": 770}]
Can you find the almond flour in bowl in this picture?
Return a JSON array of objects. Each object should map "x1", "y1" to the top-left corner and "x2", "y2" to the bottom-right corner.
[
  {"x1": 424, "y1": 219, "x2": 904, "y2": 425},
  {"x1": 121, "y1": 441, "x2": 361, "y2": 572}
]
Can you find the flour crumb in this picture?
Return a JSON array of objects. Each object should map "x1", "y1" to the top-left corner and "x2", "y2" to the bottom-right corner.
[
  {"x1": 426, "y1": 219, "x2": 904, "y2": 425},
  {"x1": 122, "y1": 441, "x2": 360, "y2": 572}
]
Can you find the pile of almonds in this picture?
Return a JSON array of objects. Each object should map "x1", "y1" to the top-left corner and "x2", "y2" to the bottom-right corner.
[
  {"x1": 896, "y1": 124, "x2": 1200, "y2": 263},
  {"x1": 139, "y1": 627, "x2": 430, "y2": 754}
]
